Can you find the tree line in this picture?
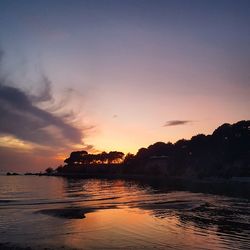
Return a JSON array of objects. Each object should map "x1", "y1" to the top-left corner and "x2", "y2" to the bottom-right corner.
[
  {"x1": 64, "y1": 151, "x2": 124, "y2": 165},
  {"x1": 52, "y1": 120, "x2": 250, "y2": 178}
]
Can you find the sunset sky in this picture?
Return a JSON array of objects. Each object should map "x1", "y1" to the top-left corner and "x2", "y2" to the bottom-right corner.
[{"x1": 0, "y1": 0, "x2": 249, "y2": 171}]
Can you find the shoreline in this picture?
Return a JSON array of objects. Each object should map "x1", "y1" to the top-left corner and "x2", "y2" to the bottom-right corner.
[
  {"x1": 5, "y1": 172, "x2": 250, "y2": 183},
  {"x1": 0, "y1": 242, "x2": 78, "y2": 250}
]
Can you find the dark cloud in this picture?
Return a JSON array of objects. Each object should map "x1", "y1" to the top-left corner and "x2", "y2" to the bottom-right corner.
[
  {"x1": 0, "y1": 51, "x2": 95, "y2": 171},
  {"x1": 164, "y1": 120, "x2": 191, "y2": 126},
  {"x1": 0, "y1": 83, "x2": 83, "y2": 147}
]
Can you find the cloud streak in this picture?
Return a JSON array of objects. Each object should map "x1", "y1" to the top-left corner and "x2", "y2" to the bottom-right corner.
[
  {"x1": 0, "y1": 83, "x2": 83, "y2": 147},
  {"x1": 0, "y1": 51, "x2": 98, "y2": 171},
  {"x1": 164, "y1": 120, "x2": 191, "y2": 127}
]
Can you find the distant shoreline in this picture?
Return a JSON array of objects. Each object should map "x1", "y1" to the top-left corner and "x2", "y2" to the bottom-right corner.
[
  {"x1": 4, "y1": 172, "x2": 250, "y2": 183},
  {"x1": 0, "y1": 242, "x2": 76, "y2": 250}
]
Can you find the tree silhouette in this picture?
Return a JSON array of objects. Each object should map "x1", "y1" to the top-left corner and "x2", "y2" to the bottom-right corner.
[
  {"x1": 45, "y1": 167, "x2": 54, "y2": 174},
  {"x1": 55, "y1": 120, "x2": 250, "y2": 178}
]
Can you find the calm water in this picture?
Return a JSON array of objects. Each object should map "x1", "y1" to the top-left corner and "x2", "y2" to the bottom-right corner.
[{"x1": 0, "y1": 176, "x2": 250, "y2": 250}]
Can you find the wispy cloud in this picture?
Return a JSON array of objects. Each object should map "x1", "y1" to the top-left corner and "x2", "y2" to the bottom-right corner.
[
  {"x1": 29, "y1": 75, "x2": 53, "y2": 103},
  {"x1": 0, "y1": 83, "x2": 84, "y2": 147},
  {"x1": 0, "y1": 50, "x2": 88, "y2": 150},
  {"x1": 0, "y1": 50, "x2": 96, "y2": 171},
  {"x1": 164, "y1": 120, "x2": 191, "y2": 127}
]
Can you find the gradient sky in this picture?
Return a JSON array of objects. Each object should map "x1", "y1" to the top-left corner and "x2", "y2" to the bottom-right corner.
[{"x1": 0, "y1": 0, "x2": 249, "y2": 172}]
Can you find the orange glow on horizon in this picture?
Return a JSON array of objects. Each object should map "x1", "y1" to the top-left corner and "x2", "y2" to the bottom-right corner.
[
  {"x1": 0, "y1": 135, "x2": 34, "y2": 150},
  {"x1": 55, "y1": 153, "x2": 68, "y2": 161}
]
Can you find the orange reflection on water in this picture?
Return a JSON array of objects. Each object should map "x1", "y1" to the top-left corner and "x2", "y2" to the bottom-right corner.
[
  {"x1": 1, "y1": 177, "x2": 247, "y2": 249},
  {"x1": 62, "y1": 207, "x2": 225, "y2": 249}
]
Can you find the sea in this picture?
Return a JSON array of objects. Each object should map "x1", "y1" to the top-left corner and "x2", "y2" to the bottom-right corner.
[{"x1": 0, "y1": 175, "x2": 250, "y2": 249}]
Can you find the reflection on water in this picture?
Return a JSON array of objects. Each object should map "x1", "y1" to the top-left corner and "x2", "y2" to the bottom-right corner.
[{"x1": 0, "y1": 176, "x2": 249, "y2": 249}]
